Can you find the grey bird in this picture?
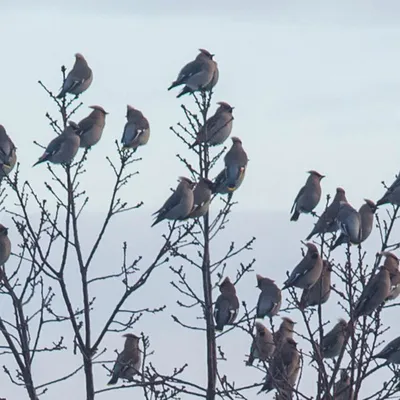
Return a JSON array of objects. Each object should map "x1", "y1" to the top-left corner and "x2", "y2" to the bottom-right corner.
[
  {"x1": 333, "y1": 370, "x2": 354, "y2": 400},
  {"x1": 77, "y1": 105, "x2": 108, "y2": 148},
  {"x1": 358, "y1": 199, "x2": 376, "y2": 242},
  {"x1": 290, "y1": 170, "x2": 325, "y2": 221},
  {"x1": 380, "y1": 252, "x2": 400, "y2": 301},
  {"x1": 224, "y1": 137, "x2": 248, "y2": 190},
  {"x1": 0, "y1": 225, "x2": 11, "y2": 266},
  {"x1": 57, "y1": 53, "x2": 93, "y2": 98},
  {"x1": 320, "y1": 319, "x2": 348, "y2": 359},
  {"x1": 121, "y1": 105, "x2": 150, "y2": 151},
  {"x1": 108, "y1": 333, "x2": 141, "y2": 385},
  {"x1": 33, "y1": 122, "x2": 81, "y2": 167},
  {"x1": 354, "y1": 265, "x2": 391, "y2": 318},
  {"x1": 0, "y1": 125, "x2": 17, "y2": 179},
  {"x1": 168, "y1": 49, "x2": 216, "y2": 97},
  {"x1": 212, "y1": 166, "x2": 246, "y2": 195},
  {"x1": 261, "y1": 337, "x2": 300, "y2": 394},
  {"x1": 246, "y1": 322, "x2": 275, "y2": 366},
  {"x1": 372, "y1": 336, "x2": 400, "y2": 364},
  {"x1": 306, "y1": 187, "x2": 347, "y2": 240},
  {"x1": 190, "y1": 102, "x2": 234, "y2": 147},
  {"x1": 214, "y1": 277, "x2": 239, "y2": 331},
  {"x1": 178, "y1": 57, "x2": 219, "y2": 98},
  {"x1": 151, "y1": 177, "x2": 195, "y2": 227},
  {"x1": 299, "y1": 260, "x2": 332, "y2": 310},
  {"x1": 256, "y1": 274, "x2": 282, "y2": 319},
  {"x1": 274, "y1": 317, "x2": 296, "y2": 349},
  {"x1": 376, "y1": 173, "x2": 400, "y2": 207},
  {"x1": 331, "y1": 201, "x2": 362, "y2": 250},
  {"x1": 186, "y1": 178, "x2": 214, "y2": 219},
  {"x1": 283, "y1": 243, "x2": 323, "y2": 290}
]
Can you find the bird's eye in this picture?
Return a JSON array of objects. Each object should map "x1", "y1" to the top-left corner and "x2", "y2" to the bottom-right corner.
[{"x1": 311, "y1": 252, "x2": 319, "y2": 259}]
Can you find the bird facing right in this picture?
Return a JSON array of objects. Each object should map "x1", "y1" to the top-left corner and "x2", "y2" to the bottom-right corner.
[
  {"x1": 121, "y1": 105, "x2": 150, "y2": 151},
  {"x1": 0, "y1": 125, "x2": 17, "y2": 179},
  {"x1": 223, "y1": 137, "x2": 248, "y2": 191},
  {"x1": 77, "y1": 105, "x2": 108, "y2": 148},
  {"x1": 214, "y1": 277, "x2": 240, "y2": 331},
  {"x1": 256, "y1": 274, "x2": 282, "y2": 318},
  {"x1": 0, "y1": 225, "x2": 11, "y2": 266},
  {"x1": 108, "y1": 333, "x2": 141, "y2": 385},
  {"x1": 186, "y1": 178, "x2": 214, "y2": 219}
]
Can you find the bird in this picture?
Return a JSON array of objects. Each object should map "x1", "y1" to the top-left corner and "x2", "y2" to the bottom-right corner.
[
  {"x1": 186, "y1": 178, "x2": 214, "y2": 219},
  {"x1": 273, "y1": 317, "x2": 296, "y2": 349},
  {"x1": 108, "y1": 333, "x2": 141, "y2": 385},
  {"x1": 121, "y1": 105, "x2": 150, "y2": 151},
  {"x1": 256, "y1": 274, "x2": 282, "y2": 318},
  {"x1": 261, "y1": 337, "x2": 300, "y2": 394},
  {"x1": 77, "y1": 105, "x2": 108, "y2": 148},
  {"x1": 190, "y1": 102, "x2": 234, "y2": 147},
  {"x1": 178, "y1": 57, "x2": 219, "y2": 98},
  {"x1": 168, "y1": 49, "x2": 217, "y2": 97},
  {"x1": 299, "y1": 260, "x2": 332, "y2": 310},
  {"x1": 333, "y1": 370, "x2": 354, "y2": 400},
  {"x1": 151, "y1": 177, "x2": 195, "y2": 227},
  {"x1": 0, "y1": 125, "x2": 17, "y2": 179},
  {"x1": 358, "y1": 199, "x2": 376, "y2": 242},
  {"x1": 246, "y1": 322, "x2": 275, "y2": 366},
  {"x1": 354, "y1": 265, "x2": 391, "y2": 318},
  {"x1": 380, "y1": 252, "x2": 400, "y2": 301},
  {"x1": 0, "y1": 225, "x2": 11, "y2": 266},
  {"x1": 214, "y1": 277, "x2": 239, "y2": 331},
  {"x1": 283, "y1": 243, "x2": 323, "y2": 290},
  {"x1": 306, "y1": 187, "x2": 347, "y2": 240},
  {"x1": 57, "y1": 53, "x2": 93, "y2": 98},
  {"x1": 223, "y1": 137, "x2": 248, "y2": 190},
  {"x1": 331, "y1": 201, "x2": 362, "y2": 250},
  {"x1": 319, "y1": 319, "x2": 348, "y2": 359},
  {"x1": 33, "y1": 122, "x2": 81, "y2": 167},
  {"x1": 290, "y1": 170, "x2": 324, "y2": 221},
  {"x1": 376, "y1": 173, "x2": 400, "y2": 207},
  {"x1": 212, "y1": 166, "x2": 246, "y2": 195},
  {"x1": 372, "y1": 336, "x2": 400, "y2": 364}
]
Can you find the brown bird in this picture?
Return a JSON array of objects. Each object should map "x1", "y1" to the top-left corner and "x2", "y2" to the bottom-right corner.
[
  {"x1": 372, "y1": 336, "x2": 400, "y2": 364},
  {"x1": 283, "y1": 243, "x2": 323, "y2": 290},
  {"x1": 299, "y1": 260, "x2": 332, "y2": 310},
  {"x1": 256, "y1": 275, "x2": 282, "y2": 318},
  {"x1": 290, "y1": 170, "x2": 324, "y2": 221},
  {"x1": 246, "y1": 322, "x2": 275, "y2": 366},
  {"x1": 0, "y1": 225, "x2": 11, "y2": 266},
  {"x1": 274, "y1": 317, "x2": 296, "y2": 349},
  {"x1": 186, "y1": 178, "x2": 214, "y2": 219},
  {"x1": 333, "y1": 370, "x2": 354, "y2": 400},
  {"x1": 380, "y1": 252, "x2": 400, "y2": 300},
  {"x1": 108, "y1": 333, "x2": 141, "y2": 385},
  {"x1": 319, "y1": 319, "x2": 348, "y2": 359},
  {"x1": 214, "y1": 277, "x2": 239, "y2": 331},
  {"x1": 358, "y1": 199, "x2": 376, "y2": 242}
]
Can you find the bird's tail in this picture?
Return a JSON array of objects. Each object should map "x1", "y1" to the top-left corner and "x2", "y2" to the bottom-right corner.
[
  {"x1": 56, "y1": 90, "x2": 65, "y2": 99},
  {"x1": 245, "y1": 354, "x2": 254, "y2": 366},
  {"x1": 177, "y1": 86, "x2": 192, "y2": 98},
  {"x1": 168, "y1": 81, "x2": 179, "y2": 91},
  {"x1": 32, "y1": 159, "x2": 45, "y2": 167},
  {"x1": 290, "y1": 210, "x2": 300, "y2": 221},
  {"x1": 376, "y1": 197, "x2": 387, "y2": 207},
  {"x1": 107, "y1": 374, "x2": 118, "y2": 385}
]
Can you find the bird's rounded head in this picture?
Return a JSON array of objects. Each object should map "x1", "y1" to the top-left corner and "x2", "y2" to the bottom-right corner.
[
  {"x1": 231, "y1": 136, "x2": 242, "y2": 144},
  {"x1": 336, "y1": 187, "x2": 345, "y2": 194},
  {"x1": 255, "y1": 322, "x2": 266, "y2": 332},
  {"x1": 364, "y1": 199, "x2": 377, "y2": 211},
  {"x1": 68, "y1": 121, "x2": 80, "y2": 131},
  {"x1": 305, "y1": 242, "x2": 318, "y2": 253},
  {"x1": 282, "y1": 316, "x2": 296, "y2": 326},
  {"x1": 75, "y1": 53, "x2": 85, "y2": 60},
  {"x1": 0, "y1": 225, "x2": 8, "y2": 235}
]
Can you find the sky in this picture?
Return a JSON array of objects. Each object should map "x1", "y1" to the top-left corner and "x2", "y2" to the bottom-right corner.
[{"x1": 1, "y1": 1, "x2": 400, "y2": 399}]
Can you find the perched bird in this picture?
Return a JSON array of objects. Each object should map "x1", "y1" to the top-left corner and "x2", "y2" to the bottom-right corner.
[
  {"x1": 108, "y1": 333, "x2": 141, "y2": 385},
  {"x1": 212, "y1": 166, "x2": 246, "y2": 195},
  {"x1": 121, "y1": 105, "x2": 150, "y2": 151},
  {"x1": 290, "y1": 170, "x2": 324, "y2": 221},
  {"x1": 224, "y1": 137, "x2": 248, "y2": 190},
  {"x1": 256, "y1": 274, "x2": 282, "y2": 319},
  {"x1": 306, "y1": 187, "x2": 347, "y2": 240},
  {"x1": 274, "y1": 317, "x2": 296, "y2": 349},
  {"x1": 57, "y1": 53, "x2": 93, "y2": 98},
  {"x1": 299, "y1": 260, "x2": 332, "y2": 310},
  {"x1": 214, "y1": 277, "x2": 239, "y2": 331},
  {"x1": 354, "y1": 265, "x2": 391, "y2": 318},
  {"x1": 168, "y1": 49, "x2": 217, "y2": 97},
  {"x1": 0, "y1": 225, "x2": 11, "y2": 266},
  {"x1": 0, "y1": 125, "x2": 17, "y2": 179},
  {"x1": 358, "y1": 199, "x2": 376, "y2": 242},
  {"x1": 380, "y1": 252, "x2": 400, "y2": 301},
  {"x1": 333, "y1": 370, "x2": 354, "y2": 400},
  {"x1": 190, "y1": 102, "x2": 234, "y2": 147},
  {"x1": 319, "y1": 319, "x2": 347, "y2": 359},
  {"x1": 33, "y1": 122, "x2": 80, "y2": 167},
  {"x1": 283, "y1": 243, "x2": 323, "y2": 290},
  {"x1": 372, "y1": 336, "x2": 400, "y2": 364},
  {"x1": 77, "y1": 105, "x2": 108, "y2": 148},
  {"x1": 246, "y1": 322, "x2": 275, "y2": 366},
  {"x1": 376, "y1": 173, "x2": 400, "y2": 207},
  {"x1": 261, "y1": 337, "x2": 300, "y2": 394},
  {"x1": 186, "y1": 178, "x2": 214, "y2": 219},
  {"x1": 331, "y1": 201, "x2": 361, "y2": 250},
  {"x1": 151, "y1": 177, "x2": 195, "y2": 227}
]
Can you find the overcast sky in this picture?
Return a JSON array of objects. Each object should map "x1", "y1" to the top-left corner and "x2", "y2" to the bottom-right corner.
[{"x1": 0, "y1": 1, "x2": 400, "y2": 399}]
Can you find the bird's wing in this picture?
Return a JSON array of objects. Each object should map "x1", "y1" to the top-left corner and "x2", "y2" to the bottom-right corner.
[{"x1": 291, "y1": 186, "x2": 305, "y2": 213}]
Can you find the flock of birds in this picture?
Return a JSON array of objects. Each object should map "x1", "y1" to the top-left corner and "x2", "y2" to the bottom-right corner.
[{"x1": 0, "y1": 49, "x2": 399, "y2": 397}]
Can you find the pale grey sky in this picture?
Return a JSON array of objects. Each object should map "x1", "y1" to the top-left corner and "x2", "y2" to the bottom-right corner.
[{"x1": 0, "y1": 1, "x2": 400, "y2": 399}]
